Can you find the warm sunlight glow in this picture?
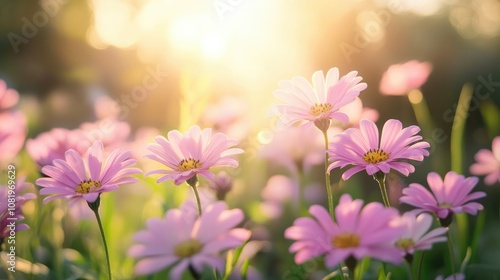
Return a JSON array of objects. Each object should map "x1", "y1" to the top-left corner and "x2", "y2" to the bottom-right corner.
[
  {"x1": 169, "y1": 16, "x2": 203, "y2": 52},
  {"x1": 91, "y1": 0, "x2": 138, "y2": 48},
  {"x1": 201, "y1": 32, "x2": 226, "y2": 59}
]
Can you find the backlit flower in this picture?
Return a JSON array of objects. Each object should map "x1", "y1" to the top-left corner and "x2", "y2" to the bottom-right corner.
[
  {"x1": 269, "y1": 67, "x2": 367, "y2": 130},
  {"x1": 338, "y1": 97, "x2": 379, "y2": 128},
  {"x1": 260, "y1": 175, "x2": 323, "y2": 219},
  {"x1": 469, "y1": 136, "x2": 500, "y2": 185},
  {"x1": 0, "y1": 111, "x2": 27, "y2": 164},
  {"x1": 0, "y1": 177, "x2": 36, "y2": 241},
  {"x1": 207, "y1": 171, "x2": 233, "y2": 200},
  {"x1": 393, "y1": 212, "x2": 447, "y2": 256},
  {"x1": 128, "y1": 201, "x2": 251, "y2": 279},
  {"x1": 36, "y1": 141, "x2": 141, "y2": 203},
  {"x1": 0, "y1": 80, "x2": 19, "y2": 110},
  {"x1": 379, "y1": 60, "x2": 432, "y2": 96},
  {"x1": 328, "y1": 119, "x2": 430, "y2": 180},
  {"x1": 259, "y1": 125, "x2": 325, "y2": 174},
  {"x1": 400, "y1": 172, "x2": 486, "y2": 224},
  {"x1": 78, "y1": 119, "x2": 131, "y2": 152},
  {"x1": 145, "y1": 125, "x2": 243, "y2": 185},
  {"x1": 200, "y1": 96, "x2": 250, "y2": 140},
  {"x1": 285, "y1": 194, "x2": 404, "y2": 268},
  {"x1": 27, "y1": 128, "x2": 85, "y2": 168}
]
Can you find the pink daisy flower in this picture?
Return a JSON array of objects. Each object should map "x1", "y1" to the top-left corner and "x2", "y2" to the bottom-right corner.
[
  {"x1": 36, "y1": 141, "x2": 141, "y2": 204},
  {"x1": 145, "y1": 125, "x2": 244, "y2": 185},
  {"x1": 328, "y1": 119, "x2": 430, "y2": 180},
  {"x1": 269, "y1": 67, "x2": 367, "y2": 130},
  {"x1": 260, "y1": 175, "x2": 323, "y2": 219},
  {"x1": 0, "y1": 80, "x2": 20, "y2": 110},
  {"x1": 26, "y1": 128, "x2": 86, "y2": 168},
  {"x1": 128, "y1": 201, "x2": 251, "y2": 278},
  {"x1": 0, "y1": 111, "x2": 27, "y2": 164},
  {"x1": 259, "y1": 125, "x2": 325, "y2": 174},
  {"x1": 285, "y1": 194, "x2": 404, "y2": 269},
  {"x1": 393, "y1": 212, "x2": 447, "y2": 257},
  {"x1": 379, "y1": 60, "x2": 432, "y2": 96},
  {"x1": 78, "y1": 120, "x2": 131, "y2": 152},
  {"x1": 0, "y1": 177, "x2": 36, "y2": 241},
  {"x1": 200, "y1": 96, "x2": 250, "y2": 141},
  {"x1": 338, "y1": 97, "x2": 379, "y2": 128},
  {"x1": 400, "y1": 172, "x2": 486, "y2": 225},
  {"x1": 207, "y1": 171, "x2": 233, "y2": 200},
  {"x1": 469, "y1": 136, "x2": 500, "y2": 185}
]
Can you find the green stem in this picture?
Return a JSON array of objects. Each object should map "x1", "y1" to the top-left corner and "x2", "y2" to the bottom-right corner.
[
  {"x1": 88, "y1": 196, "x2": 112, "y2": 280},
  {"x1": 417, "y1": 251, "x2": 425, "y2": 280},
  {"x1": 189, "y1": 264, "x2": 201, "y2": 280},
  {"x1": 374, "y1": 172, "x2": 390, "y2": 207},
  {"x1": 408, "y1": 90, "x2": 435, "y2": 135},
  {"x1": 297, "y1": 166, "x2": 307, "y2": 215},
  {"x1": 450, "y1": 84, "x2": 473, "y2": 174},
  {"x1": 446, "y1": 231, "x2": 456, "y2": 277},
  {"x1": 187, "y1": 176, "x2": 202, "y2": 217},
  {"x1": 338, "y1": 264, "x2": 346, "y2": 280},
  {"x1": 406, "y1": 259, "x2": 414, "y2": 280},
  {"x1": 408, "y1": 90, "x2": 443, "y2": 173},
  {"x1": 322, "y1": 130, "x2": 334, "y2": 218}
]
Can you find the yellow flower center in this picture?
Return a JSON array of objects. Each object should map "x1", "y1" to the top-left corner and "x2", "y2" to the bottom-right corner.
[
  {"x1": 362, "y1": 149, "x2": 390, "y2": 164},
  {"x1": 75, "y1": 180, "x2": 102, "y2": 194},
  {"x1": 396, "y1": 238, "x2": 415, "y2": 250},
  {"x1": 332, "y1": 233, "x2": 361, "y2": 248},
  {"x1": 178, "y1": 158, "x2": 201, "y2": 172},
  {"x1": 439, "y1": 202, "x2": 452, "y2": 208},
  {"x1": 309, "y1": 103, "x2": 333, "y2": 117},
  {"x1": 174, "y1": 239, "x2": 203, "y2": 258}
]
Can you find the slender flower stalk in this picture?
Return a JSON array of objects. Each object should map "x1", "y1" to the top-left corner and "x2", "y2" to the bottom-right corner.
[
  {"x1": 417, "y1": 252, "x2": 425, "y2": 280},
  {"x1": 446, "y1": 231, "x2": 456, "y2": 277},
  {"x1": 322, "y1": 129, "x2": 334, "y2": 217},
  {"x1": 373, "y1": 172, "x2": 390, "y2": 207},
  {"x1": 187, "y1": 176, "x2": 202, "y2": 217},
  {"x1": 88, "y1": 197, "x2": 112, "y2": 280}
]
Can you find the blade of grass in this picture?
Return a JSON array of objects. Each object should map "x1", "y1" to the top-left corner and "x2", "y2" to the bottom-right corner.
[
  {"x1": 469, "y1": 211, "x2": 486, "y2": 263},
  {"x1": 450, "y1": 83, "x2": 473, "y2": 174}
]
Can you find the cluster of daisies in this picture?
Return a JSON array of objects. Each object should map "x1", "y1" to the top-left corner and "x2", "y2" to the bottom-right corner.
[
  {"x1": 268, "y1": 66, "x2": 486, "y2": 277},
  {"x1": 1, "y1": 61, "x2": 496, "y2": 279}
]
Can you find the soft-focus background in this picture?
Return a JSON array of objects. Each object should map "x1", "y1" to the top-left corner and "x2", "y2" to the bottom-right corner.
[{"x1": 2, "y1": 0, "x2": 500, "y2": 279}]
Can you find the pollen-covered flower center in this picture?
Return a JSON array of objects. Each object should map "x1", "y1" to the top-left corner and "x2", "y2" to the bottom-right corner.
[
  {"x1": 75, "y1": 180, "x2": 102, "y2": 194},
  {"x1": 439, "y1": 202, "x2": 452, "y2": 208},
  {"x1": 332, "y1": 233, "x2": 360, "y2": 248},
  {"x1": 174, "y1": 239, "x2": 203, "y2": 258},
  {"x1": 396, "y1": 238, "x2": 415, "y2": 250},
  {"x1": 362, "y1": 149, "x2": 390, "y2": 164},
  {"x1": 309, "y1": 103, "x2": 333, "y2": 117},
  {"x1": 178, "y1": 158, "x2": 201, "y2": 172}
]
